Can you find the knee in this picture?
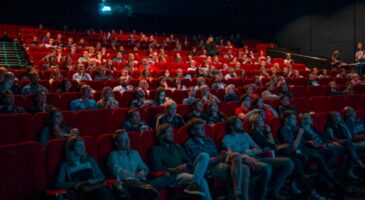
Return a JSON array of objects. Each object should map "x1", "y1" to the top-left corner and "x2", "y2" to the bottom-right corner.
[
  {"x1": 197, "y1": 152, "x2": 210, "y2": 162},
  {"x1": 242, "y1": 164, "x2": 250, "y2": 177},
  {"x1": 231, "y1": 154, "x2": 243, "y2": 164},
  {"x1": 286, "y1": 159, "x2": 295, "y2": 173},
  {"x1": 262, "y1": 164, "x2": 272, "y2": 178}
]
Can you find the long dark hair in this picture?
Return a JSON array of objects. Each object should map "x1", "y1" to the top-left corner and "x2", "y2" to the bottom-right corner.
[{"x1": 46, "y1": 107, "x2": 67, "y2": 138}]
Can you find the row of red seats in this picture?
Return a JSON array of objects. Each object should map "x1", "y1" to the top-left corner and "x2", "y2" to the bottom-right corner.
[
  {"x1": 4, "y1": 94, "x2": 365, "y2": 145},
  {"x1": 0, "y1": 120, "x2": 229, "y2": 200}
]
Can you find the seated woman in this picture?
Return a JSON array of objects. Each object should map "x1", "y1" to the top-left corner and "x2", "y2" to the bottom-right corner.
[
  {"x1": 0, "y1": 89, "x2": 25, "y2": 114},
  {"x1": 174, "y1": 77, "x2": 187, "y2": 90},
  {"x1": 97, "y1": 87, "x2": 119, "y2": 110},
  {"x1": 205, "y1": 102, "x2": 226, "y2": 124},
  {"x1": 138, "y1": 80, "x2": 150, "y2": 96},
  {"x1": 55, "y1": 136, "x2": 114, "y2": 200},
  {"x1": 328, "y1": 81, "x2": 342, "y2": 96},
  {"x1": 94, "y1": 67, "x2": 113, "y2": 81},
  {"x1": 199, "y1": 85, "x2": 220, "y2": 105},
  {"x1": 251, "y1": 97, "x2": 278, "y2": 123},
  {"x1": 139, "y1": 69, "x2": 153, "y2": 81},
  {"x1": 224, "y1": 84, "x2": 239, "y2": 102},
  {"x1": 30, "y1": 89, "x2": 49, "y2": 114},
  {"x1": 122, "y1": 109, "x2": 151, "y2": 132},
  {"x1": 157, "y1": 76, "x2": 170, "y2": 90},
  {"x1": 185, "y1": 99, "x2": 209, "y2": 123},
  {"x1": 49, "y1": 68, "x2": 64, "y2": 85},
  {"x1": 56, "y1": 78, "x2": 74, "y2": 97},
  {"x1": 152, "y1": 87, "x2": 171, "y2": 106},
  {"x1": 39, "y1": 107, "x2": 79, "y2": 146},
  {"x1": 130, "y1": 87, "x2": 153, "y2": 108}
]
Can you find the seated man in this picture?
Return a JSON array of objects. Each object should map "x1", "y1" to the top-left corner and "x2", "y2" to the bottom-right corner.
[
  {"x1": 235, "y1": 94, "x2": 260, "y2": 121},
  {"x1": 150, "y1": 124, "x2": 212, "y2": 199},
  {"x1": 301, "y1": 113, "x2": 365, "y2": 180},
  {"x1": 0, "y1": 72, "x2": 21, "y2": 94},
  {"x1": 250, "y1": 114, "x2": 325, "y2": 200},
  {"x1": 113, "y1": 76, "x2": 134, "y2": 95},
  {"x1": 261, "y1": 82, "x2": 280, "y2": 101},
  {"x1": 22, "y1": 71, "x2": 49, "y2": 96},
  {"x1": 0, "y1": 89, "x2": 25, "y2": 114},
  {"x1": 72, "y1": 64, "x2": 92, "y2": 82},
  {"x1": 107, "y1": 129, "x2": 176, "y2": 200},
  {"x1": 185, "y1": 118, "x2": 250, "y2": 200},
  {"x1": 279, "y1": 111, "x2": 350, "y2": 192},
  {"x1": 223, "y1": 116, "x2": 293, "y2": 200},
  {"x1": 278, "y1": 95, "x2": 298, "y2": 116},
  {"x1": 69, "y1": 85, "x2": 97, "y2": 111},
  {"x1": 344, "y1": 106, "x2": 365, "y2": 147},
  {"x1": 122, "y1": 109, "x2": 151, "y2": 132},
  {"x1": 129, "y1": 87, "x2": 153, "y2": 108},
  {"x1": 182, "y1": 87, "x2": 197, "y2": 105},
  {"x1": 155, "y1": 100, "x2": 185, "y2": 129},
  {"x1": 185, "y1": 99, "x2": 209, "y2": 123}
]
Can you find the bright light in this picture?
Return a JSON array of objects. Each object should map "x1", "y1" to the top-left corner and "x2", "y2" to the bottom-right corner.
[{"x1": 101, "y1": 5, "x2": 112, "y2": 12}]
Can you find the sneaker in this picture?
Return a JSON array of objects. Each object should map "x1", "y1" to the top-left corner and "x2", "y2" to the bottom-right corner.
[{"x1": 184, "y1": 183, "x2": 205, "y2": 197}]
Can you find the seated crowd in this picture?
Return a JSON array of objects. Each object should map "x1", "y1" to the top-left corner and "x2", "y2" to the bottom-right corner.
[{"x1": 2, "y1": 28, "x2": 365, "y2": 200}]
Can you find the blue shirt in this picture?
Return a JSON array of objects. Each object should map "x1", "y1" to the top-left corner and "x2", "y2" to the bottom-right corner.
[{"x1": 69, "y1": 98, "x2": 97, "y2": 111}]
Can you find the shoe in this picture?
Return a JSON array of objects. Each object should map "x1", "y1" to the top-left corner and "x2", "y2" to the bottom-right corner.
[{"x1": 184, "y1": 183, "x2": 205, "y2": 197}]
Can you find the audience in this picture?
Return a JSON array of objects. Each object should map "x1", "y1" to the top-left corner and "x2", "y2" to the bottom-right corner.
[
  {"x1": 107, "y1": 129, "x2": 175, "y2": 200},
  {"x1": 184, "y1": 118, "x2": 249, "y2": 200},
  {"x1": 185, "y1": 99, "x2": 209, "y2": 122},
  {"x1": 150, "y1": 124, "x2": 212, "y2": 199},
  {"x1": 113, "y1": 76, "x2": 134, "y2": 95}
]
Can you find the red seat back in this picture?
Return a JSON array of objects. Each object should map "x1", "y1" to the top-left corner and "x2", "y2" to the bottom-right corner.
[
  {"x1": 0, "y1": 113, "x2": 34, "y2": 144},
  {"x1": 75, "y1": 109, "x2": 114, "y2": 137},
  {"x1": 0, "y1": 142, "x2": 47, "y2": 200}
]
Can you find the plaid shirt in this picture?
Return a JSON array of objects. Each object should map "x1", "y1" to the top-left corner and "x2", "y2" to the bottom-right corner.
[{"x1": 185, "y1": 137, "x2": 219, "y2": 160}]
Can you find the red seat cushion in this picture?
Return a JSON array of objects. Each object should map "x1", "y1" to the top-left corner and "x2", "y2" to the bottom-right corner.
[{"x1": 0, "y1": 113, "x2": 34, "y2": 144}]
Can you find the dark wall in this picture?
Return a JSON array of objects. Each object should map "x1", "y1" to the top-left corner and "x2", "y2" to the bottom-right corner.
[
  {"x1": 276, "y1": 0, "x2": 365, "y2": 62},
  {"x1": 1, "y1": 0, "x2": 364, "y2": 61}
]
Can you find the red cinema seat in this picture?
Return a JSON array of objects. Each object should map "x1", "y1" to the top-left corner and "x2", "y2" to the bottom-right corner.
[
  {"x1": 328, "y1": 95, "x2": 347, "y2": 111},
  {"x1": 268, "y1": 117, "x2": 282, "y2": 140},
  {"x1": 310, "y1": 96, "x2": 332, "y2": 113},
  {"x1": 0, "y1": 142, "x2": 47, "y2": 200},
  {"x1": 82, "y1": 80, "x2": 105, "y2": 91},
  {"x1": 32, "y1": 112, "x2": 48, "y2": 140},
  {"x1": 13, "y1": 95, "x2": 25, "y2": 108},
  {"x1": 213, "y1": 122, "x2": 227, "y2": 151},
  {"x1": 61, "y1": 110, "x2": 76, "y2": 127},
  {"x1": 175, "y1": 126, "x2": 190, "y2": 145},
  {"x1": 289, "y1": 78, "x2": 307, "y2": 86},
  {"x1": 118, "y1": 90, "x2": 134, "y2": 107},
  {"x1": 140, "y1": 130, "x2": 158, "y2": 166},
  {"x1": 45, "y1": 137, "x2": 97, "y2": 189},
  {"x1": 354, "y1": 84, "x2": 365, "y2": 94},
  {"x1": 112, "y1": 108, "x2": 131, "y2": 130},
  {"x1": 47, "y1": 93, "x2": 61, "y2": 108},
  {"x1": 0, "y1": 113, "x2": 34, "y2": 144},
  {"x1": 176, "y1": 104, "x2": 193, "y2": 119},
  {"x1": 75, "y1": 109, "x2": 114, "y2": 137},
  {"x1": 313, "y1": 112, "x2": 328, "y2": 133},
  {"x1": 307, "y1": 86, "x2": 326, "y2": 96},
  {"x1": 172, "y1": 90, "x2": 188, "y2": 104},
  {"x1": 345, "y1": 95, "x2": 365, "y2": 109},
  {"x1": 291, "y1": 97, "x2": 311, "y2": 113},
  {"x1": 289, "y1": 86, "x2": 307, "y2": 97},
  {"x1": 59, "y1": 92, "x2": 81, "y2": 110},
  {"x1": 219, "y1": 101, "x2": 240, "y2": 117},
  {"x1": 143, "y1": 106, "x2": 164, "y2": 126}
]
